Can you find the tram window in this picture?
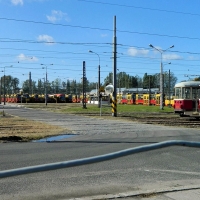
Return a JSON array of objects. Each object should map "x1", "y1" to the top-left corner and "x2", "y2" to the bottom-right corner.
[
  {"x1": 102, "y1": 96, "x2": 108, "y2": 101},
  {"x1": 175, "y1": 87, "x2": 181, "y2": 98},
  {"x1": 151, "y1": 94, "x2": 155, "y2": 100},
  {"x1": 122, "y1": 95, "x2": 126, "y2": 99},
  {"x1": 138, "y1": 94, "x2": 143, "y2": 100},
  {"x1": 192, "y1": 89, "x2": 196, "y2": 99},
  {"x1": 182, "y1": 88, "x2": 191, "y2": 99},
  {"x1": 192, "y1": 88, "x2": 200, "y2": 99},
  {"x1": 182, "y1": 88, "x2": 190, "y2": 99},
  {"x1": 91, "y1": 96, "x2": 98, "y2": 101}
]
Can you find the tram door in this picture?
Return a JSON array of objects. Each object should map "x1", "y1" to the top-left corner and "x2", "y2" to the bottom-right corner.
[
  {"x1": 156, "y1": 94, "x2": 160, "y2": 106},
  {"x1": 192, "y1": 88, "x2": 200, "y2": 112}
]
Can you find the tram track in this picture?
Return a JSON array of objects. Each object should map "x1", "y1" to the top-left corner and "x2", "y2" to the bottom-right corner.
[
  {"x1": 126, "y1": 116, "x2": 200, "y2": 129},
  {"x1": 80, "y1": 112, "x2": 200, "y2": 129},
  {"x1": 139, "y1": 119, "x2": 200, "y2": 128}
]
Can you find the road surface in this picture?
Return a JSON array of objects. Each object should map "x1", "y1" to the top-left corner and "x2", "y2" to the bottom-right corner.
[{"x1": 1, "y1": 104, "x2": 200, "y2": 200}]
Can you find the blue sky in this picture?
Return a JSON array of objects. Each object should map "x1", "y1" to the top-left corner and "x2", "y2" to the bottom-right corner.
[{"x1": 1, "y1": 0, "x2": 200, "y2": 87}]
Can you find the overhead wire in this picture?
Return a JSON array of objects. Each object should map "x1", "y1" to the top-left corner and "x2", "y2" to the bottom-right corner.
[
  {"x1": 1, "y1": 17, "x2": 200, "y2": 41},
  {"x1": 77, "y1": 0, "x2": 200, "y2": 17}
]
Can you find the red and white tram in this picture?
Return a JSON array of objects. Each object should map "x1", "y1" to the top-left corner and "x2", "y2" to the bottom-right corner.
[{"x1": 174, "y1": 81, "x2": 200, "y2": 118}]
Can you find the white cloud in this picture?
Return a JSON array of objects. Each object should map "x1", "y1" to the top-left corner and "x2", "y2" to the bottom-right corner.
[
  {"x1": 17, "y1": 54, "x2": 38, "y2": 61},
  {"x1": 127, "y1": 47, "x2": 149, "y2": 57},
  {"x1": 46, "y1": 10, "x2": 70, "y2": 23},
  {"x1": 163, "y1": 54, "x2": 182, "y2": 60},
  {"x1": 101, "y1": 34, "x2": 108, "y2": 38},
  {"x1": 37, "y1": 34, "x2": 55, "y2": 45},
  {"x1": 11, "y1": 0, "x2": 23, "y2": 5},
  {"x1": 188, "y1": 55, "x2": 200, "y2": 61},
  {"x1": 150, "y1": 46, "x2": 182, "y2": 61}
]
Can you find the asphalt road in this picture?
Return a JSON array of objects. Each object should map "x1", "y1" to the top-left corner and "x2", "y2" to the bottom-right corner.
[{"x1": 1, "y1": 104, "x2": 200, "y2": 200}]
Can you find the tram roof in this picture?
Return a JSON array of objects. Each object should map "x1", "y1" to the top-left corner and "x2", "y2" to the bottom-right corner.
[
  {"x1": 175, "y1": 81, "x2": 200, "y2": 88},
  {"x1": 123, "y1": 88, "x2": 159, "y2": 94}
]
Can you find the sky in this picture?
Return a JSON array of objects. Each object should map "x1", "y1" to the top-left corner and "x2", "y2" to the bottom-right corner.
[{"x1": 1, "y1": 0, "x2": 200, "y2": 87}]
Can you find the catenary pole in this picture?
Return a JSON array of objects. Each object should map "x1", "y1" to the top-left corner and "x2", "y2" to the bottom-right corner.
[{"x1": 112, "y1": 16, "x2": 117, "y2": 117}]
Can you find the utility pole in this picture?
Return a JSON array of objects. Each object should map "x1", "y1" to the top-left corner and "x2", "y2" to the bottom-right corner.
[
  {"x1": 82, "y1": 61, "x2": 87, "y2": 109},
  {"x1": 112, "y1": 15, "x2": 117, "y2": 117},
  {"x1": 41, "y1": 63, "x2": 53, "y2": 106},
  {"x1": 168, "y1": 69, "x2": 171, "y2": 106},
  {"x1": 149, "y1": 75, "x2": 151, "y2": 106},
  {"x1": 4, "y1": 67, "x2": 5, "y2": 105},
  {"x1": 0, "y1": 76, "x2": 2, "y2": 104},
  {"x1": 29, "y1": 72, "x2": 32, "y2": 95}
]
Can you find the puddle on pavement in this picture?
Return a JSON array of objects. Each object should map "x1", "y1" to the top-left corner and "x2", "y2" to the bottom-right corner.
[{"x1": 32, "y1": 134, "x2": 76, "y2": 142}]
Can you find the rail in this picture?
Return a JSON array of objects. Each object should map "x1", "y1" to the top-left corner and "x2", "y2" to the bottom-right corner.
[{"x1": 1, "y1": 140, "x2": 200, "y2": 179}]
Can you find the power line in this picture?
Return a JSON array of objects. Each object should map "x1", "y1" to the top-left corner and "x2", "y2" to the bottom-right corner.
[
  {"x1": 1, "y1": 17, "x2": 200, "y2": 41},
  {"x1": 3, "y1": 41, "x2": 200, "y2": 58},
  {"x1": 0, "y1": 37, "x2": 112, "y2": 46},
  {"x1": 0, "y1": 17, "x2": 111, "y2": 31},
  {"x1": 77, "y1": 0, "x2": 200, "y2": 17}
]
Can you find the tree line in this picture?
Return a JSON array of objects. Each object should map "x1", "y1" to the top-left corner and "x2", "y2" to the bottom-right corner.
[{"x1": 0, "y1": 71, "x2": 178, "y2": 95}]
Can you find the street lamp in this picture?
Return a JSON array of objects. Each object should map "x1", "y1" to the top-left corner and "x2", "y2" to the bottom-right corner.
[
  {"x1": 89, "y1": 50, "x2": 101, "y2": 108},
  {"x1": 41, "y1": 63, "x2": 53, "y2": 106},
  {"x1": 149, "y1": 44, "x2": 174, "y2": 110},
  {"x1": 3, "y1": 65, "x2": 13, "y2": 105}
]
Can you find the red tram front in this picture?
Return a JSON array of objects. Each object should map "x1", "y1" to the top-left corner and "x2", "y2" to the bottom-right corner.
[{"x1": 174, "y1": 81, "x2": 200, "y2": 118}]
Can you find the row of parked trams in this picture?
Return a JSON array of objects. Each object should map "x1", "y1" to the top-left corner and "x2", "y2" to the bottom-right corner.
[
  {"x1": 0, "y1": 92, "x2": 173, "y2": 105},
  {"x1": 1, "y1": 81, "x2": 200, "y2": 118}
]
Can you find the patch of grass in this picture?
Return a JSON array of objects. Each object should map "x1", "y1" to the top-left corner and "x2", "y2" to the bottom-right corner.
[
  {"x1": 23, "y1": 103, "x2": 174, "y2": 114},
  {"x1": 117, "y1": 104, "x2": 173, "y2": 113}
]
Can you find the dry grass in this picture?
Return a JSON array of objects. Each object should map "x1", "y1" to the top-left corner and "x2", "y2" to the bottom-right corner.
[{"x1": 0, "y1": 115, "x2": 69, "y2": 142}]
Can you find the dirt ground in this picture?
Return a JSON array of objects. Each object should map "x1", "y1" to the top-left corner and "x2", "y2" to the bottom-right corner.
[{"x1": 0, "y1": 114, "x2": 68, "y2": 142}]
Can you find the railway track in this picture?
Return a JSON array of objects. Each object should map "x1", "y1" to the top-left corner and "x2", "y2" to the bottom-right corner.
[
  {"x1": 139, "y1": 119, "x2": 200, "y2": 128},
  {"x1": 130, "y1": 116, "x2": 200, "y2": 129},
  {"x1": 82, "y1": 113, "x2": 200, "y2": 129}
]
